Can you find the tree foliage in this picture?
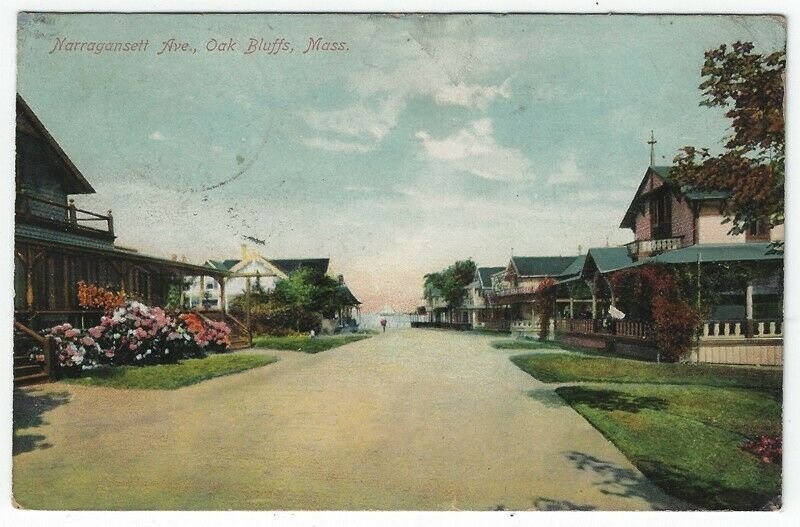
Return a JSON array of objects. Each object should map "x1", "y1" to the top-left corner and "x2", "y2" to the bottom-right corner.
[
  {"x1": 673, "y1": 41, "x2": 785, "y2": 239},
  {"x1": 229, "y1": 267, "x2": 345, "y2": 334},
  {"x1": 610, "y1": 265, "x2": 700, "y2": 362},
  {"x1": 423, "y1": 259, "x2": 478, "y2": 308}
]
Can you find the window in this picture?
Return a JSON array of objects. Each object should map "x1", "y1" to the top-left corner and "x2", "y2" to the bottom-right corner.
[
  {"x1": 649, "y1": 192, "x2": 672, "y2": 239},
  {"x1": 747, "y1": 219, "x2": 769, "y2": 240}
]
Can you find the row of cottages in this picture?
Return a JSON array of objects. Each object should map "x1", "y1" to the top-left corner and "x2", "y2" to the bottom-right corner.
[
  {"x1": 419, "y1": 163, "x2": 784, "y2": 366},
  {"x1": 13, "y1": 95, "x2": 250, "y2": 385},
  {"x1": 184, "y1": 244, "x2": 362, "y2": 330}
]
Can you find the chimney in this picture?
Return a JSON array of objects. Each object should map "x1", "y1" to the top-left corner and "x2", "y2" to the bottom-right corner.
[
  {"x1": 337, "y1": 274, "x2": 345, "y2": 284},
  {"x1": 241, "y1": 244, "x2": 249, "y2": 260}
]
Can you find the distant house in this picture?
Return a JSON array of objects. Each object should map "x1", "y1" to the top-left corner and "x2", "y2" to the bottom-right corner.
[
  {"x1": 185, "y1": 244, "x2": 329, "y2": 310},
  {"x1": 488, "y1": 256, "x2": 576, "y2": 333},
  {"x1": 187, "y1": 244, "x2": 361, "y2": 329}
]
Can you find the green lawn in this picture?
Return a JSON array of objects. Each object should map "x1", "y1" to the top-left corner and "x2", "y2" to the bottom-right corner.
[
  {"x1": 510, "y1": 352, "x2": 782, "y2": 510},
  {"x1": 557, "y1": 384, "x2": 781, "y2": 510},
  {"x1": 62, "y1": 353, "x2": 278, "y2": 390},
  {"x1": 492, "y1": 339, "x2": 585, "y2": 352},
  {"x1": 252, "y1": 334, "x2": 370, "y2": 353},
  {"x1": 511, "y1": 353, "x2": 782, "y2": 390}
]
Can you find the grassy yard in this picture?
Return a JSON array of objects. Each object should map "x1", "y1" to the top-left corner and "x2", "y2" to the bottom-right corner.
[
  {"x1": 252, "y1": 334, "x2": 370, "y2": 353},
  {"x1": 511, "y1": 352, "x2": 782, "y2": 510},
  {"x1": 493, "y1": 339, "x2": 585, "y2": 352},
  {"x1": 62, "y1": 353, "x2": 278, "y2": 390},
  {"x1": 511, "y1": 353, "x2": 782, "y2": 390},
  {"x1": 557, "y1": 384, "x2": 781, "y2": 510}
]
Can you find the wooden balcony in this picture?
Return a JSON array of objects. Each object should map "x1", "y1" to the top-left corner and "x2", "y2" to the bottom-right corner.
[{"x1": 16, "y1": 191, "x2": 115, "y2": 241}]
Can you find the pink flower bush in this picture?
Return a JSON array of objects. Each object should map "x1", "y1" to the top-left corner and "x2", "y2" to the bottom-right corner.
[{"x1": 43, "y1": 299, "x2": 232, "y2": 371}]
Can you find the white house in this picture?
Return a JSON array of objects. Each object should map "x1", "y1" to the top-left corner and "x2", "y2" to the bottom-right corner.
[{"x1": 185, "y1": 244, "x2": 329, "y2": 310}]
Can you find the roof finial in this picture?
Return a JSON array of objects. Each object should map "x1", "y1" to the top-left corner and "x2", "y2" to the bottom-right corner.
[
  {"x1": 510, "y1": 247, "x2": 514, "y2": 258},
  {"x1": 648, "y1": 130, "x2": 657, "y2": 167}
]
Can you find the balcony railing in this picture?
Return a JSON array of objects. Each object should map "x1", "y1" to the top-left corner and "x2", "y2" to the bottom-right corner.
[
  {"x1": 702, "y1": 319, "x2": 783, "y2": 340},
  {"x1": 493, "y1": 286, "x2": 537, "y2": 297},
  {"x1": 16, "y1": 191, "x2": 114, "y2": 237},
  {"x1": 626, "y1": 237, "x2": 682, "y2": 258}
]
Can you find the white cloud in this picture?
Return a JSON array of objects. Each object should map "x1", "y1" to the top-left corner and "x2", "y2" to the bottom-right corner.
[
  {"x1": 302, "y1": 137, "x2": 375, "y2": 153},
  {"x1": 148, "y1": 131, "x2": 166, "y2": 141},
  {"x1": 415, "y1": 118, "x2": 531, "y2": 181},
  {"x1": 299, "y1": 51, "x2": 513, "y2": 150},
  {"x1": 547, "y1": 154, "x2": 582, "y2": 185}
]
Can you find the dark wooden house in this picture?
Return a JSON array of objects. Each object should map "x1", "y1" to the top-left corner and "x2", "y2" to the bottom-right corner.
[{"x1": 13, "y1": 95, "x2": 236, "y2": 384}]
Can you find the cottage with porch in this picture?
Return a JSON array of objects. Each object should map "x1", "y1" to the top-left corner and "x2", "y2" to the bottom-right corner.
[
  {"x1": 553, "y1": 164, "x2": 784, "y2": 365},
  {"x1": 13, "y1": 95, "x2": 246, "y2": 385}
]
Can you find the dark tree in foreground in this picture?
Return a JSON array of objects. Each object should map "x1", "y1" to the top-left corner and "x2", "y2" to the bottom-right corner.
[{"x1": 673, "y1": 41, "x2": 785, "y2": 244}]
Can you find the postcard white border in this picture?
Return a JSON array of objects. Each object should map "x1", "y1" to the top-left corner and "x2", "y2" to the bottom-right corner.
[{"x1": 1, "y1": 2, "x2": 797, "y2": 527}]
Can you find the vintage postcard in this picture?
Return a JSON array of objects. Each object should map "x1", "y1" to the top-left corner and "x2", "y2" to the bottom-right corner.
[{"x1": 9, "y1": 11, "x2": 786, "y2": 513}]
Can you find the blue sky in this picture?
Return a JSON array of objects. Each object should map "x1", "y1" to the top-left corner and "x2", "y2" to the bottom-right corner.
[{"x1": 17, "y1": 14, "x2": 785, "y2": 311}]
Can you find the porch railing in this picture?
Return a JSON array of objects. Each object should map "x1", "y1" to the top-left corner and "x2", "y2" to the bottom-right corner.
[
  {"x1": 16, "y1": 191, "x2": 114, "y2": 237},
  {"x1": 625, "y1": 237, "x2": 682, "y2": 257},
  {"x1": 702, "y1": 319, "x2": 783, "y2": 340}
]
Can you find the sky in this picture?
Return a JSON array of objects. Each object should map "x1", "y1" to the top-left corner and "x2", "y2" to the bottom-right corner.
[{"x1": 16, "y1": 13, "x2": 786, "y2": 313}]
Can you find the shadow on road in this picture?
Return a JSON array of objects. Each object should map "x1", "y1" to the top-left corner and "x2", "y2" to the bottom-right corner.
[
  {"x1": 13, "y1": 388, "x2": 71, "y2": 456},
  {"x1": 565, "y1": 451, "x2": 684, "y2": 510},
  {"x1": 525, "y1": 388, "x2": 568, "y2": 409},
  {"x1": 534, "y1": 497, "x2": 597, "y2": 510}
]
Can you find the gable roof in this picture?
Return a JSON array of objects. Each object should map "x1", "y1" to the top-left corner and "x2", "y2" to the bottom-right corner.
[
  {"x1": 585, "y1": 247, "x2": 636, "y2": 274},
  {"x1": 17, "y1": 94, "x2": 95, "y2": 194},
  {"x1": 337, "y1": 284, "x2": 361, "y2": 305},
  {"x1": 557, "y1": 254, "x2": 587, "y2": 278},
  {"x1": 510, "y1": 256, "x2": 576, "y2": 277},
  {"x1": 204, "y1": 257, "x2": 329, "y2": 276},
  {"x1": 620, "y1": 166, "x2": 732, "y2": 229},
  {"x1": 477, "y1": 266, "x2": 505, "y2": 288}
]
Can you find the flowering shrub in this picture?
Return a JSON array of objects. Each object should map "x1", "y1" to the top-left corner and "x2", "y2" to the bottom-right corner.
[
  {"x1": 77, "y1": 281, "x2": 127, "y2": 311},
  {"x1": 742, "y1": 435, "x2": 782, "y2": 465},
  {"x1": 43, "y1": 293, "x2": 232, "y2": 373},
  {"x1": 179, "y1": 313, "x2": 231, "y2": 352}
]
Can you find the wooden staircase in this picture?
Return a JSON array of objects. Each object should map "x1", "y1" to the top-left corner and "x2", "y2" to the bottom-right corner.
[
  {"x1": 194, "y1": 310, "x2": 252, "y2": 350},
  {"x1": 13, "y1": 321, "x2": 57, "y2": 387}
]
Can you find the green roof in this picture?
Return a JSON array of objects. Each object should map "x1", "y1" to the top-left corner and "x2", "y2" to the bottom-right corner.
[
  {"x1": 478, "y1": 266, "x2": 505, "y2": 287},
  {"x1": 557, "y1": 255, "x2": 587, "y2": 278},
  {"x1": 511, "y1": 256, "x2": 576, "y2": 277},
  {"x1": 640, "y1": 243, "x2": 782, "y2": 265},
  {"x1": 586, "y1": 247, "x2": 636, "y2": 273},
  {"x1": 204, "y1": 257, "x2": 330, "y2": 276}
]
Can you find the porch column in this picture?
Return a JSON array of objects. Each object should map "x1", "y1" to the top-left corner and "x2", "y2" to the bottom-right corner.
[
  {"x1": 245, "y1": 276, "x2": 252, "y2": 337},
  {"x1": 745, "y1": 283, "x2": 754, "y2": 337},
  {"x1": 568, "y1": 285, "x2": 575, "y2": 319},
  {"x1": 199, "y1": 275, "x2": 206, "y2": 309},
  {"x1": 219, "y1": 276, "x2": 226, "y2": 314},
  {"x1": 178, "y1": 274, "x2": 186, "y2": 309}
]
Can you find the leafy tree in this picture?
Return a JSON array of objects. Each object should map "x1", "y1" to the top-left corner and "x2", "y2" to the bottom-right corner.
[
  {"x1": 673, "y1": 41, "x2": 785, "y2": 243},
  {"x1": 423, "y1": 259, "x2": 477, "y2": 307},
  {"x1": 274, "y1": 267, "x2": 317, "y2": 331}
]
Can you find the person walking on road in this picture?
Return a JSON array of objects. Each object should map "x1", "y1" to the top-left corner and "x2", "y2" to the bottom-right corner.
[{"x1": 380, "y1": 318, "x2": 387, "y2": 333}]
